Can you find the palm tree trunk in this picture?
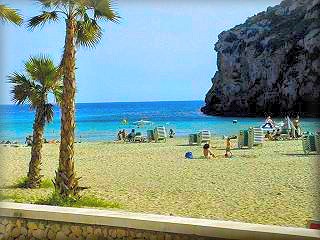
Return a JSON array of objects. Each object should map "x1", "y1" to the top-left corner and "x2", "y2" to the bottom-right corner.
[
  {"x1": 55, "y1": 16, "x2": 80, "y2": 197},
  {"x1": 27, "y1": 107, "x2": 45, "y2": 188}
]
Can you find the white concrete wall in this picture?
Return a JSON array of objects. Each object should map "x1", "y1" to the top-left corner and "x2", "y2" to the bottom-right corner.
[{"x1": 0, "y1": 202, "x2": 319, "y2": 240}]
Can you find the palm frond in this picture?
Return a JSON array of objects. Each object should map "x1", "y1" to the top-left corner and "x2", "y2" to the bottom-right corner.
[
  {"x1": 44, "y1": 103, "x2": 54, "y2": 123},
  {"x1": 52, "y1": 83, "x2": 63, "y2": 105},
  {"x1": 76, "y1": 19, "x2": 102, "y2": 48},
  {"x1": 25, "y1": 55, "x2": 59, "y2": 88},
  {"x1": 9, "y1": 56, "x2": 62, "y2": 109},
  {"x1": 75, "y1": 0, "x2": 120, "y2": 23},
  {"x1": 0, "y1": 4, "x2": 23, "y2": 25},
  {"x1": 93, "y1": 0, "x2": 120, "y2": 23},
  {"x1": 27, "y1": 11, "x2": 59, "y2": 29},
  {"x1": 34, "y1": 0, "x2": 70, "y2": 8},
  {"x1": 8, "y1": 73, "x2": 36, "y2": 105}
]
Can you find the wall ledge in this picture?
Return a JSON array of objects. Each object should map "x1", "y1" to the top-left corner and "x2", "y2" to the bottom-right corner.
[{"x1": 0, "y1": 202, "x2": 319, "y2": 240}]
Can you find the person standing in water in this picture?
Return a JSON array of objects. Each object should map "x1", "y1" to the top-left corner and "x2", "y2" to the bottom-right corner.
[{"x1": 293, "y1": 116, "x2": 301, "y2": 137}]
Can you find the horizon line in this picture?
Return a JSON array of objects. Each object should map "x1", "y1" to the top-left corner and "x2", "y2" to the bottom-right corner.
[{"x1": 0, "y1": 99, "x2": 205, "y2": 106}]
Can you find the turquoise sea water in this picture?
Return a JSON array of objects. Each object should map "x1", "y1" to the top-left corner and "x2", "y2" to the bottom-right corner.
[{"x1": 0, "y1": 101, "x2": 319, "y2": 142}]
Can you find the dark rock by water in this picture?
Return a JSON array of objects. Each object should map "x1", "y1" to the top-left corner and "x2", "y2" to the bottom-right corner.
[{"x1": 202, "y1": 0, "x2": 320, "y2": 117}]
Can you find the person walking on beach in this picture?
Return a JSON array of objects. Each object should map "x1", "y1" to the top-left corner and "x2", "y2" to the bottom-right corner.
[
  {"x1": 225, "y1": 137, "x2": 232, "y2": 158},
  {"x1": 203, "y1": 143, "x2": 215, "y2": 159}
]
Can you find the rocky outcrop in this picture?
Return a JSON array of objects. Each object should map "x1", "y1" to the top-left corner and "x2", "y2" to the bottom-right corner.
[{"x1": 202, "y1": 0, "x2": 320, "y2": 117}]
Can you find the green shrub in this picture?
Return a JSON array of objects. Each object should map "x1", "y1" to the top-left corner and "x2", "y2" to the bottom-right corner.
[
  {"x1": 14, "y1": 177, "x2": 29, "y2": 188},
  {"x1": 40, "y1": 178, "x2": 54, "y2": 188},
  {"x1": 13, "y1": 177, "x2": 53, "y2": 189},
  {"x1": 0, "y1": 191, "x2": 121, "y2": 210},
  {"x1": 35, "y1": 192, "x2": 121, "y2": 209}
]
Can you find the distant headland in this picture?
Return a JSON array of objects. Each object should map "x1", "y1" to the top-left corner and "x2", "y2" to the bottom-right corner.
[{"x1": 201, "y1": 0, "x2": 320, "y2": 117}]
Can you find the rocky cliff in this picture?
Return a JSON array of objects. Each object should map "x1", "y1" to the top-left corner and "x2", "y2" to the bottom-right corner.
[{"x1": 201, "y1": 0, "x2": 320, "y2": 117}]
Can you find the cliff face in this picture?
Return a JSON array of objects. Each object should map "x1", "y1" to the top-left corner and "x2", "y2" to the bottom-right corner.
[{"x1": 202, "y1": 0, "x2": 320, "y2": 117}]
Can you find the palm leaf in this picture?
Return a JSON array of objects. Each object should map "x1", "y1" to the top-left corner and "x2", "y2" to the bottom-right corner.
[
  {"x1": 28, "y1": 11, "x2": 59, "y2": 29},
  {"x1": 35, "y1": 0, "x2": 70, "y2": 8},
  {"x1": 9, "y1": 56, "x2": 62, "y2": 109},
  {"x1": 44, "y1": 103, "x2": 54, "y2": 123},
  {"x1": 52, "y1": 80, "x2": 63, "y2": 104},
  {"x1": 76, "y1": 19, "x2": 102, "y2": 48},
  {"x1": 93, "y1": 0, "x2": 120, "y2": 23},
  {"x1": 0, "y1": 4, "x2": 23, "y2": 25},
  {"x1": 8, "y1": 73, "x2": 36, "y2": 105},
  {"x1": 25, "y1": 56, "x2": 59, "y2": 88},
  {"x1": 75, "y1": 0, "x2": 120, "y2": 23}
]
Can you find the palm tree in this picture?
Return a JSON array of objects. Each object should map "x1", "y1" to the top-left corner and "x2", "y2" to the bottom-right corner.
[
  {"x1": 28, "y1": 0, "x2": 120, "y2": 197},
  {"x1": 0, "y1": 4, "x2": 23, "y2": 25},
  {"x1": 9, "y1": 56, "x2": 62, "y2": 188}
]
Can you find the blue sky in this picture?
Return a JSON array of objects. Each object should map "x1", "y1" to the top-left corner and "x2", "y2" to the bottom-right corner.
[{"x1": 0, "y1": 0, "x2": 281, "y2": 104}]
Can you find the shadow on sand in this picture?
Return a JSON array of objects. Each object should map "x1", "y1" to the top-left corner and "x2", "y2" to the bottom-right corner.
[{"x1": 282, "y1": 153, "x2": 319, "y2": 157}]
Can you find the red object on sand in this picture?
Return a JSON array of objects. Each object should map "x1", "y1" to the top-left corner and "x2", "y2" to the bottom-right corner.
[{"x1": 309, "y1": 220, "x2": 320, "y2": 229}]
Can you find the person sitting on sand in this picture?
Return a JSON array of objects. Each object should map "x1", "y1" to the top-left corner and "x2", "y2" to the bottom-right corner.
[
  {"x1": 121, "y1": 129, "x2": 127, "y2": 140},
  {"x1": 272, "y1": 129, "x2": 281, "y2": 140},
  {"x1": 25, "y1": 135, "x2": 32, "y2": 146},
  {"x1": 203, "y1": 143, "x2": 215, "y2": 159},
  {"x1": 127, "y1": 129, "x2": 136, "y2": 142},
  {"x1": 262, "y1": 116, "x2": 275, "y2": 128},
  {"x1": 169, "y1": 129, "x2": 175, "y2": 138},
  {"x1": 117, "y1": 131, "x2": 122, "y2": 141},
  {"x1": 265, "y1": 131, "x2": 273, "y2": 140},
  {"x1": 225, "y1": 137, "x2": 232, "y2": 158}
]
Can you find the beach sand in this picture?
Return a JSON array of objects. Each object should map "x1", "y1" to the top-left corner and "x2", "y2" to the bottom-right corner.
[{"x1": 0, "y1": 137, "x2": 319, "y2": 228}]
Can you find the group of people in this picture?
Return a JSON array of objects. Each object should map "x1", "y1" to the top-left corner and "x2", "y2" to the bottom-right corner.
[
  {"x1": 263, "y1": 115, "x2": 302, "y2": 140},
  {"x1": 25, "y1": 135, "x2": 59, "y2": 146},
  {"x1": 116, "y1": 128, "x2": 176, "y2": 142},
  {"x1": 202, "y1": 137, "x2": 233, "y2": 159},
  {"x1": 117, "y1": 129, "x2": 138, "y2": 141}
]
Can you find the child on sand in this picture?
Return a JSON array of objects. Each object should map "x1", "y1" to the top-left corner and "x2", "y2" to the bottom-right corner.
[
  {"x1": 265, "y1": 131, "x2": 273, "y2": 140},
  {"x1": 203, "y1": 143, "x2": 215, "y2": 159},
  {"x1": 225, "y1": 137, "x2": 232, "y2": 158}
]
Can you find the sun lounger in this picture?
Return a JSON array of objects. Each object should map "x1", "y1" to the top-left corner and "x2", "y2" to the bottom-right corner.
[
  {"x1": 188, "y1": 134, "x2": 198, "y2": 145},
  {"x1": 302, "y1": 133, "x2": 319, "y2": 154},
  {"x1": 134, "y1": 132, "x2": 144, "y2": 142},
  {"x1": 239, "y1": 128, "x2": 264, "y2": 149},
  {"x1": 316, "y1": 133, "x2": 320, "y2": 154},
  {"x1": 154, "y1": 126, "x2": 167, "y2": 142},
  {"x1": 238, "y1": 129, "x2": 249, "y2": 148},
  {"x1": 197, "y1": 130, "x2": 211, "y2": 145},
  {"x1": 248, "y1": 127, "x2": 264, "y2": 148},
  {"x1": 147, "y1": 130, "x2": 155, "y2": 142}
]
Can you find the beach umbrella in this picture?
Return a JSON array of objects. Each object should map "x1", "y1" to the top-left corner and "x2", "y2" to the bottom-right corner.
[{"x1": 284, "y1": 116, "x2": 296, "y2": 138}]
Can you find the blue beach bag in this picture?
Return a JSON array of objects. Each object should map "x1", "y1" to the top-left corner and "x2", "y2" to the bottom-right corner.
[{"x1": 185, "y1": 151, "x2": 193, "y2": 159}]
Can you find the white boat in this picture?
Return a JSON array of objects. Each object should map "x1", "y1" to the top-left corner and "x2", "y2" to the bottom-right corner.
[{"x1": 133, "y1": 120, "x2": 153, "y2": 127}]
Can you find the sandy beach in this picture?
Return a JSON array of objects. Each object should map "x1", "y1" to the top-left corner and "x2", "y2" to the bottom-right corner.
[{"x1": 0, "y1": 137, "x2": 319, "y2": 228}]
